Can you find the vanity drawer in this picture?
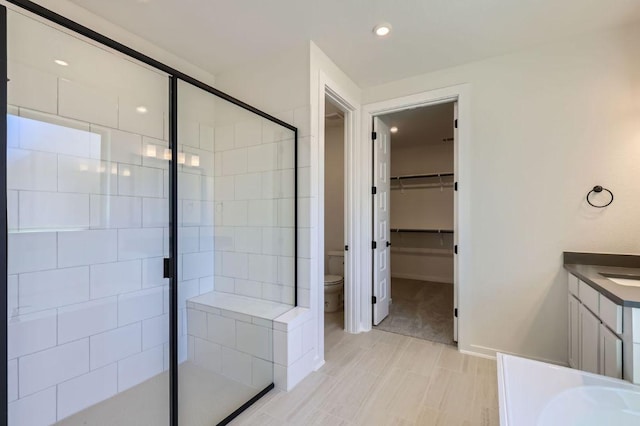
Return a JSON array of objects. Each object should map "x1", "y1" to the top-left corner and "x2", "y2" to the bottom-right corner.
[
  {"x1": 579, "y1": 281, "x2": 599, "y2": 315},
  {"x1": 599, "y1": 294, "x2": 622, "y2": 334},
  {"x1": 568, "y1": 273, "x2": 579, "y2": 297}
]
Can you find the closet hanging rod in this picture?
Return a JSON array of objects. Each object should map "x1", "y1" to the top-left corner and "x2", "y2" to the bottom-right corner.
[
  {"x1": 391, "y1": 183, "x2": 454, "y2": 188},
  {"x1": 391, "y1": 228, "x2": 454, "y2": 234},
  {"x1": 391, "y1": 172, "x2": 454, "y2": 180}
]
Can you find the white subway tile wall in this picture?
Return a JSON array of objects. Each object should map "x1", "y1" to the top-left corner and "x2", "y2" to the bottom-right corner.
[
  {"x1": 6, "y1": 9, "x2": 176, "y2": 422},
  {"x1": 7, "y1": 9, "x2": 299, "y2": 424},
  {"x1": 210, "y1": 107, "x2": 295, "y2": 305}
]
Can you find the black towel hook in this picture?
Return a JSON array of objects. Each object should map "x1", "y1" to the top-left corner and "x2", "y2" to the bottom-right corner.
[{"x1": 586, "y1": 185, "x2": 614, "y2": 208}]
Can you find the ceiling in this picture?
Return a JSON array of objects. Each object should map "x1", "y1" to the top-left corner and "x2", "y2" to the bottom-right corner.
[
  {"x1": 67, "y1": 0, "x2": 640, "y2": 87},
  {"x1": 380, "y1": 102, "x2": 454, "y2": 148}
]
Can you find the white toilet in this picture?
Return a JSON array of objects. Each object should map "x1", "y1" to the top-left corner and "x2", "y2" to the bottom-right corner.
[{"x1": 324, "y1": 251, "x2": 344, "y2": 313}]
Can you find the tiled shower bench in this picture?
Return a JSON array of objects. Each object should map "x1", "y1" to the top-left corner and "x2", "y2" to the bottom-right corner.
[{"x1": 186, "y1": 292, "x2": 312, "y2": 391}]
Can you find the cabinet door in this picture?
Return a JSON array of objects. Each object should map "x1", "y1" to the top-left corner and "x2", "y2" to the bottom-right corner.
[
  {"x1": 599, "y1": 324, "x2": 622, "y2": 379},
  {"x1": 579, "y1": 304, "x2": 600, "y2": 374},
  {"x1": 568, "y1": 294, "x2": 580, "y2": 369}
]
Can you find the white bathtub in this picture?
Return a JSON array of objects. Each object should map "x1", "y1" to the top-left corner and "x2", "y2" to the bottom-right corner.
[{"x1": 497, "y1": 353, "x2": 640, "y2": 425}]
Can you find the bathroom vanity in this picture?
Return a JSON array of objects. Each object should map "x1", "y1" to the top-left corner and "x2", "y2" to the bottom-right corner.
[{"x1": 564, "y1": 252, "x2": 640, "y2": 384}]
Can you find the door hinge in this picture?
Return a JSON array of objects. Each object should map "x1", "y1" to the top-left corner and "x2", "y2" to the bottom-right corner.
[
  {"x1": 372, "y1": 241, "x2": 377, "y2": 250},
  {"x1": 454, "y1": 308, "x2": 458, "y2": 318},
  {"x1": 454, "y1": 182, "x2": 458, "y2": 191},
  {"x1": 454, "y1": 119, "x2": 458, "y2": 129},
  {"x1": 454, "y1": 245, "x2": 458, "y2": 254},
  {"x1": 372, "y1": 131, "x2": 377, "y2": 140},
  {"x1": 372, "y1": 296, "x2": 377, "y2": 304},
  {"x1": 163, "y1": 258, "x2": 172, "y2": 279},
  {"x1": 344, "y1": 245, "x2": 349, "y2": 251},
  {"x1": 372, "y1": 186, "x2": 377, "y2": 195}
]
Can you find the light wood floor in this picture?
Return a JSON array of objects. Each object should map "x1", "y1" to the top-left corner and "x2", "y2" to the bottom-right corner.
[{"x1": 230, "y1": 313, "x2": 499, "y2": 426}]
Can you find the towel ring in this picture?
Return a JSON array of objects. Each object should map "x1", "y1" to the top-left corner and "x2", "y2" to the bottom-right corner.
[{"x1": 586, "y1": 185, "x2": 613, "y2": 208}]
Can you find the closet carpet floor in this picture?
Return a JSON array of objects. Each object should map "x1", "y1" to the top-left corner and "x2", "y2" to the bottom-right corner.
[{"x1": 374, "y1": 278, "x2": 455, "y2": 346}]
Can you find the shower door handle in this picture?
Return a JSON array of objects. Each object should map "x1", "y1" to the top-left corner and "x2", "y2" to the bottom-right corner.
[{"x1": 163, "y1": 258, "x2": 172, "y2": 279}]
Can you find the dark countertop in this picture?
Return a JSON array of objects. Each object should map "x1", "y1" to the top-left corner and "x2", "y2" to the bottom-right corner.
[{"x1": 564, "y1": 252, "x2": 640, "y2": 308}]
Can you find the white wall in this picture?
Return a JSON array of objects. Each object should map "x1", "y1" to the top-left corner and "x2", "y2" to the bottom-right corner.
[
  {"x1": 324, "y1": 121, "x2": 344, "y2": 271},
  {"x1": 309, "y1": 42, "x2": 363, "y2": 348},
  {"x1": 363, "y1": 22, "x2": 640, "y2": 364},
  {"x1": 215, "y1": 45, "x2": 310, "y2": 118},
  {"x1": 391, "y1": 143, "x2": 454, "y2": 176}
]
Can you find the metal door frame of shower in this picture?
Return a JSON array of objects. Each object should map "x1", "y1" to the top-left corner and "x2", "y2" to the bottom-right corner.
[
  {"x1": 0, "y1": 6, "x2": 8, "y2": 425},
  {"x1": 0, "y1": 1, "x2": 298, "y2": 424}
]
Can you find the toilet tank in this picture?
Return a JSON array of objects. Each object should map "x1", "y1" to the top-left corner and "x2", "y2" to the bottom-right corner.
[{"x1": 327, "y1": 251, "x2": 345, "y2": 276}]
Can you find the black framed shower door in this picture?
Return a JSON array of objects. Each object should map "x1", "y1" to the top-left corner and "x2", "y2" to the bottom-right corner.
[{"x1": 1, "y1": 1, "x2": 298, "y2": 425}]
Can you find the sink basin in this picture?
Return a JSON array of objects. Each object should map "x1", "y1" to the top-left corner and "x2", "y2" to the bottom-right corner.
[{"x1": 601, "y1": 273, "x2": 640, "y2": 288}]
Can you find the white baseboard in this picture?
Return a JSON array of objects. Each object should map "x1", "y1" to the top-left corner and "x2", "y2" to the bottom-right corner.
[
  {"x1": 460, "y1": 344, "x2": 569, "y2": 367},
  {"x1": 313, "y1": 357, "x2": 325, "y2": 371},
  {"x1": 391, "y1": 272, "x2": 453, "y2": 284}
]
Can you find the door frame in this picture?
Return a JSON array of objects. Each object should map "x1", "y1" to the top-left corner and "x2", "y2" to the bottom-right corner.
[
  {"x1": 316, "y1": 71, "x2": 360, "y2": 362},
  {"x1": 357, "y1": 84, "x2": 471, "y2": 350}
]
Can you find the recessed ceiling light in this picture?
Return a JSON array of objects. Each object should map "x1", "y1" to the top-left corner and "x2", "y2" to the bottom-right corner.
[
  {"x1": 373, "y1": 23, "x2": 392, "y2": 37},
  {"x1": 390, "y1": 126, "x2": 398, "y2": 133},
  {"x1": 54, "y1": 59, "x2": 69, "y2": 67},
  {"x1": 136, "y1": 106, "x2": 148, "y2": 114}
]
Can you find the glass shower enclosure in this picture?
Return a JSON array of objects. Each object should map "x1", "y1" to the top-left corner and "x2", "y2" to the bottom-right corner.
[{"x1": 1, "y1": 2, "x2": 296, "y2": 425}]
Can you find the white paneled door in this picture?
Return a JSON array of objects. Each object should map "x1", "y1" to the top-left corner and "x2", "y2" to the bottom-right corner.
[
  {"x1": 372, "y1": 117, "x2": 390, "y2": 325},
  {"x1": 453, "y1": 101, "x2": 459, "y2": 343}
]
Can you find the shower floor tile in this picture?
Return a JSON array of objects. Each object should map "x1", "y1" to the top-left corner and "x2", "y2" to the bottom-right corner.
[{"x1": 56, "y1": 361, "x2": 269, "y2": 426}]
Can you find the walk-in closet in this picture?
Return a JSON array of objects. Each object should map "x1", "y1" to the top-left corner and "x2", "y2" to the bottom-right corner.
[{"x1": 372, "y1": 101, "x2": 457, "y2": 345}]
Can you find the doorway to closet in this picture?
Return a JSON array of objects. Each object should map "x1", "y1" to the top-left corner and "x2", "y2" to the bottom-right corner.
[{"x1": 372, "y1": 101, "x2": 458, "y2": 346}]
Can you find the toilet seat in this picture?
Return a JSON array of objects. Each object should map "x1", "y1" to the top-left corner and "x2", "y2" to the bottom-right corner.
[
  {"x1": 324, "y1": 274, "x2": 344, "y2": 313},
  {"x1": 324, "y1": 274, "x2": 343, "y2": 285}
]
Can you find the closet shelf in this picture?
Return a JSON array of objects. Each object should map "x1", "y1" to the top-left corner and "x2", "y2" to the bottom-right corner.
[
  {"x1": 390, "y1": 172, "x2": 454, "y2": 181},
  {"x1": 391, "y1": 228, "x2": 454, "y2": 234}
]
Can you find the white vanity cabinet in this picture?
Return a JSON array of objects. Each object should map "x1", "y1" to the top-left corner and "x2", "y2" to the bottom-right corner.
[
  {"x1": 568, "y1": 294, "x2": 580, "y2": 368},
  {"x1": 567, "y1": 272, "x2": 623, "y2": 379},
  {"x1": 600, "y1": 323, "x2": 623, "y2": 378},
  {"x1": 579, "y1": 303, "x2": 601, "y2": 374}
]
